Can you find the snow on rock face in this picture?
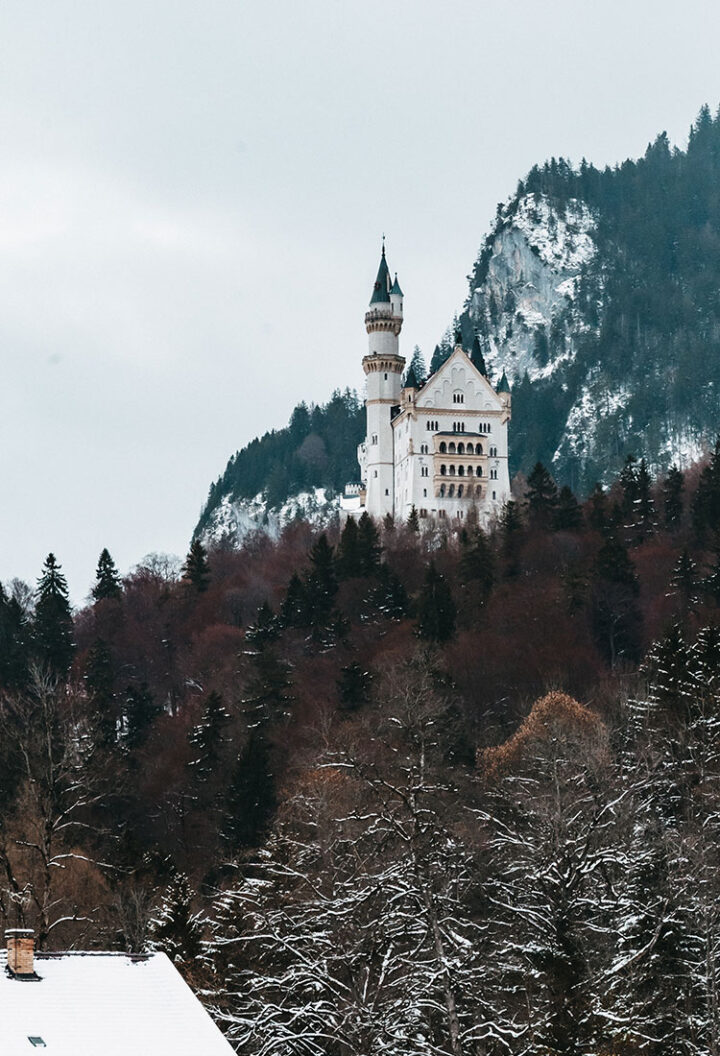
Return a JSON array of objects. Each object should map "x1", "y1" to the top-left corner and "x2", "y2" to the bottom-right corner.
[
  {"x1": 199, "y1": 488, "x2": 340, "y2": 549},
  {"x1": 468, "y1": 193, "x2": 596, "y2": 386}
]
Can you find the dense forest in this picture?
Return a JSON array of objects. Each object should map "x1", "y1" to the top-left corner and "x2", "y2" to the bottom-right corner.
[{"x1": 3, "y1": 445, "x2": 720, "y2": 1052}]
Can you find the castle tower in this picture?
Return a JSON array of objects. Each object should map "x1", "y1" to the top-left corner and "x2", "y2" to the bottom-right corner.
[{"x1": 361, "y1": 243, "x2": 405, "y2": 518}]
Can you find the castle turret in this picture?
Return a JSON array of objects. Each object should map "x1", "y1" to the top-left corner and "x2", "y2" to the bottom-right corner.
[{"x1": 361, "y1": 242, "x2": 405, "y2": 518}]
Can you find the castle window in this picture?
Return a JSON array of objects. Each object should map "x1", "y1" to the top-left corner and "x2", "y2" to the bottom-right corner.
[
  {"x1": 476, "y1": 443, "x2": 483, "y2": 455},
  {"x1": 449, "y1": 465, "x2": 456, "y2": 476},
  {"x1": 467, "y1": 465, "x2": 473, "y2": 475},
  {"x1": 448, "y1": 484, "x2": 455, "y2": 497},
  {"x1": 385, "y1": 488, "x2": 389, "y2": 495},
  {"x1": 466, "y1": 442, "x2": 473, "y2": 454},
  {"x1": 452, "y1": 391, "x2": 464, "y2": 404},
  {"x1": 439, "y1": 483, "x2": 445, "y2": 497},
  {"x1": 421, "y1": 443, "x2": 429, "y2": 454},
  {"x1": 421, "y1": 467, "x2": 429, "y2": 477},
  {"x1": 476, "y1": 485, "x2": 482, "y2": 497},
  {"x1": 448, "y1": 442, "x2": 456, "y2": 454},
  {"x1": 438, "y1": 509, "x2": 446, "y2": 518},
  {"x1": 458, "y1": 465, "x2": 465, "y2": 477},
  {"x1": 458, "y1": 484, "x2": 464, "y2": 498},
  {"x1": 374, "y1": 471, "x2": 378, "y2": 477},
  {"x1": 384, "y1": 373, "x2": 388, "y2": 380},
  {"x1": 371, "y1": 434, "x2": 378, "y2": 445},
  {"x1": 492, "y1": 490, "x2": 496, "y2": 500},
  {"x1": 490, "y1": 446, "x2": 497, "y2": 457},
  {"x1": 457, "y1": 442, "x2": 465, "y2": 454},
  {"x1": 440, "y1": 464, "x2": 447, "y2": 476},
  {"x1": 439, "y1": 441, "x2": 446, "y2": 453},
  {"x1": 476, "y1": 466, "x2": 482, "y2": 477},
  {"x1": 423, "y1": 488, "x2": 427, "y2": 497},
  {"x1": 490, "y1": 469, "x2": 497, "y2": 480}
]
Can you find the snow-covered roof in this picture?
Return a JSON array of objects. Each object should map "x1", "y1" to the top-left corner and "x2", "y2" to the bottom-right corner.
[{"x1": 0, "y1": 950, "x2": 233, "y2": 1056}]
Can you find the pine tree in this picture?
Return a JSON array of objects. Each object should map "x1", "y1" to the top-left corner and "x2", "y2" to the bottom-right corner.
[
  {"x1": 356, "y1": 512, "x2": 382, "y2": 576},
  {"x1": 245, "y1": 600, "x2": 280, "y2": 645},
  {"x1": 692, "y1": 437, "x2": 720, "y2": 542},
  {"x1": 335, "y1": 516, "x2": 362, "y2": 578},
  {"x1": 0, "y1": 584, "x2": 29, "y2": 690},
  {"x1": 243, "y1": 647, "x2": 293, "y2": 727},
  {"x1": 459, "y1": 526, "x2": 495, "y2": 606},
  {"x1": 405, "y1": 346, "x2": 427, "y2": 387},
  {"x1": 416, "y1": 563, "x2": 456, "y2": 643},
  {"x1": 643, "y1": 623, "x2": 694, "y2": 719},
  {"x1": 407, "y1": 505, "x2": 420, "y2": 532},
  {"x1": 91, "y1": 548, "x2": 122, "y2": 601},
  {"x1": 669, "y1": 548, "x2": 699, "y2": 612},
  {"x1": 303, "y1": 534, "x2": 338, "y2": 628},
  {"x1": 124, "y1": 683, "x2": 160, "y2": 749},
  {"x1": 554, "y1": 485, "x2": 583, "y2": 530},
  {"x1": 279, "y1": 572, "x2": 308, "y2": 629},
  {"x1": 34, "y1": 553, "x2": 74, "y2": 677},
  {"x1": 182, "y1": 539, "x2": 210, "y2": 592},
  {"x1": 590, "y1": 534, "x2": 643, "y2": 666},
  {"x1": 85, "y1": 637, "x2": 117, "y2": 746},
  {"x1": 150, "y1": 873, "x2": 203, "y2": 964},
  {"x1": 337, "y1": 661, "x2": 372, "y2": 711},
  {"x1": 525, "y1": 462, "x2": 558, "y2": 528},
  {"x1": 187, "y1": 691, "x2": 231, "y2": 780},
  {"x1": 371, "y1": 562, "x2": 409, "y2": 620},
  {"x1": 586, "y1": 482, "x2": 608, "y2": 532},
  {"x1": 619, "y1": 453, "x2": 640, "y2": 522},
  {"x1": 703, "y1": 532, "x2": 720, "y2": 607},
  {"x1": 663, "y1": 464, "x2": 684, "y2": 529},
  {"x1": 500, "y1": 500, "x2": 523, "y2": 577},
  {"x1": 221, "y1": 731, "x2": 277, "y2": 851},
  {"x1": 635, "y1": 458, "x2": 656, "y2": 541}
]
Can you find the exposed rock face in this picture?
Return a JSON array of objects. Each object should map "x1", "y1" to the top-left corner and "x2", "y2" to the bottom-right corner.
[
  {"x1": 199, "y1": 489, "x2": 340, "y2": 549},
  {"x1": 460, "y1": 191, "x2": 713, "y2": 491}
]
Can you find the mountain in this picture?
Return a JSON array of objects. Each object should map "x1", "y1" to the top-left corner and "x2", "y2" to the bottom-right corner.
[{"x1": 197, "y1": 105, "x2": 720, "y2": 542}]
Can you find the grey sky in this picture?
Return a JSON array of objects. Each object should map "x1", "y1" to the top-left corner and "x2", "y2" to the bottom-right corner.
[{"x1": 1, "y1": 0, "x2": 719, "y2": 602}]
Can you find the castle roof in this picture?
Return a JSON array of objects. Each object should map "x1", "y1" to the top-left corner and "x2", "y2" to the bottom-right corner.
[
  {"x1": 390, "y1": 273, "x2": 403, "y2": 296},
  {"x1": 369, "y1": 245, "x2": 392, "y2": 304},
  {"x1": 497, "y1": 369, "x2": 511, "y2": 393},
  {"x1": 470, "y1": 335, "x2": 488, "y2": 377}
]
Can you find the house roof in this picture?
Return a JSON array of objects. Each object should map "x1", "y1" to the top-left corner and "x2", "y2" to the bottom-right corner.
[{"x1": 0, "y1": 950, "x2": 233, "y2": 1056}]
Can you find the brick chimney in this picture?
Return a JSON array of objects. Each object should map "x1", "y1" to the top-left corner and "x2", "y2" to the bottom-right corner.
[{"x1": 6, "y1": 929, "x2": 35, "y2": 976}]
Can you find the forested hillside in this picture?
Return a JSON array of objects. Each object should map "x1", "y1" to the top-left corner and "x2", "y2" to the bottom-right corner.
[
  {"x1": 198, "y1": 105, "x2": 720, "y2": 544},
  {"x1": 3, "y1": 448, "x2": 720, "y2": 1051}
]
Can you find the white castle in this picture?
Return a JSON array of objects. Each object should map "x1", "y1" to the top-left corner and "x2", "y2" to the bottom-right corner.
[{"x1": 347, "y1": 243, "x2": 512, "y2": 526}]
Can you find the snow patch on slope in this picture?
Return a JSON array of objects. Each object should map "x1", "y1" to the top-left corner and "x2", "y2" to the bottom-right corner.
[{"x1": 200, "y1": 488, "x2": 340, "y2": 548}]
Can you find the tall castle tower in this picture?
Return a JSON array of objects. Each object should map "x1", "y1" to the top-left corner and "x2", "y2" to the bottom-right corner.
[{"x1": 361, "y1": 243, "x2": 405, "y2": 518}]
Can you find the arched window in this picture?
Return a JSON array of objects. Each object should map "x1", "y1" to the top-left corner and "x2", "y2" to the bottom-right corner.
[
  {"x1": 439, "y1": 441, "x2": 447, "y2": 454},
  {"x1": 449, "y1": 465, "x2": 456, "y2": 476},
  {"x1": 467, "y1": 465, "x2": 473, "y2": 476},
  {"x1": 476, "y1": 443, "x2": 483, "y2": 455},
  {"x1": 448, "y1": 442, "x2": 456, "y2": 454},
  {"x1": 440, "y1": 464, "x2": 447, "y2": 476},
  {"x1": 458, "y1": 465, "x2": 465, "y2": 477},
  {"x1": 466, "y1": 442, "x2": 473, "y2": 454},
  {"x1": 476, "y1": 466, "x2": 482, "y2": 477},
  {"x1": 448, "y1": 484, "x2": 455, "y2": 497},
  {"x1": 439, "y1": 483, "x2": 445, "y2": 497},
  {"x1": 457, "y1": 442, "x2": 465, "y2": 454},
  {"x1": 476, "y1": 485, "x2": 482, "y2": 497},
  {"x1": 458, "y1": 484, "x2": 464, "y2": 498}
]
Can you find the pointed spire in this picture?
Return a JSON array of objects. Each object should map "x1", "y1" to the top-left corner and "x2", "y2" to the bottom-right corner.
[
  {"x1": 497, "y1": 369, "x2": 510, "y2": 393},
  {"x1": 370, "y1": 240, "x2": 392, "y2": 305},
  {"x1": 390, "y1": 272, "x2": 403, "y2": 296},
  {"x1": 470, "y1": 335, "x2": 488, "y2": 377}
]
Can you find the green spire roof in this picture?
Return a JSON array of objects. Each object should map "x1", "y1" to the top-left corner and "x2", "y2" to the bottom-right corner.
[
  {"x1": 370, "y1": 244, "x2": 392, "y2": 304},
  {"x1": 470, "y1": 335, "x2": 488, "y2": 377},
  {"x1": 497, "y1": 369, "x2": 510, "y2": 393},
  {"x1": 404, "y1": 364, "x2": 420, "y2": 389},
  {"x1": 390, "y1": 273, "x2": 403, "y2": 296}
]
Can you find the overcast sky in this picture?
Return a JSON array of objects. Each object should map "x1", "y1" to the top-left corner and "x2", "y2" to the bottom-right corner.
[{"x1": 1, "y1": 0, "x2": 719, "y2": 602}]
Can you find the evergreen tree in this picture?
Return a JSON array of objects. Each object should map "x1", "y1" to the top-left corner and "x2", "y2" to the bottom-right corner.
[
  {"x1": 124, "y1": 683, "x2": 160, "y2": 750},
  {"x1": 663, "y1": 464, "x2": 684, "y2": 529},
  {"x1": 356, "y1": 512, "x2": 381, "y2": 576},
  {"x1": 619, "y1": 454, "x2": 640, "y2": 522},
  {"x1": 554, "y1": 485, "x2": 583, "y2": 530},
  {"x1": 586, "y1": 482, "x2": 608, "y2": 532},
  {"x1": 669, "y1": 548, "x2": 699, "y2": 612},
  {"x1": 371, "y1": 562, "x2": 409, "y2": 620},
  {"x1": 279, "y1": 572, "x2": 308, "y2": 629},
  {"x1": 590, "y1": 534, "x2": 643, "y2": 666},
  {"x1": 85, "y1": 637, "x2": 117, "y2": 746},
  {"x1": 337, "y1": 661, "x2": 372, "y2": 711},
  {"x1": 303, "y1": 534, "x2": 338, "y2": 628},
  {"x1": 643, "y1": 623, "x2": 694, "y2": 719},
  {"x1": 500, "y1": 500, "x2": 523, "y2": 577},
  {"x1": 91, "y1": 548, "x2": 122, "y2": 601},
  {"x1": 703, "y1": 532, "x2": 720, "y2": 607},
  {"x1": 150, "y1": 872, "x2": 203, "y2": 964},
  {"x1": 187, "y1": 691, "x2": 231, "y2": 780},
  {"x1": 243, "y1": 648, "x2": 293, "y2": 727},
  {"x1": 34, "y1": 553, "x2": 74, "y2": 677},
  {"x1": 222, "y1": 731, "x2": 277, "y2": 851},
  {"x1": 245, "y1": 600, "x2": 280, "y2": 645},
  {"x1": 416, "y1": 563, "x2": 456, "y2": 643},
  {"x1": 405, "y1": 346, "x2": 427, "y2": 387},
  {"x1": 407, "y1": 505, "x2": 420, "y2": 532},
  {"x1": 459, "y1": 527, "x2": 495, "y2": 606},
  {"x1": 525, "y1": 462, "x2": 558, "y2": 528},
  {"x1": 635, "y1": 458, "x2": 656, "y2": 541},
  {"x1": 335, "y1": 516, "x2": 361, "y2": 578},
  {"x1": 692, "y1": 437, "x2": 720, "y2": 542},
  {"x1": 182, "y1": 539, "x2": 210, "y2": 593},
  {"x1": 0, "y1": 584, "x2": 29, "y2": 690}
]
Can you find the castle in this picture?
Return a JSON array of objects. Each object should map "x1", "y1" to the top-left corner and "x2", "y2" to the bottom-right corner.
[{"x1": 347, "y1": 243, "x2": 512, "y2": 526}]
